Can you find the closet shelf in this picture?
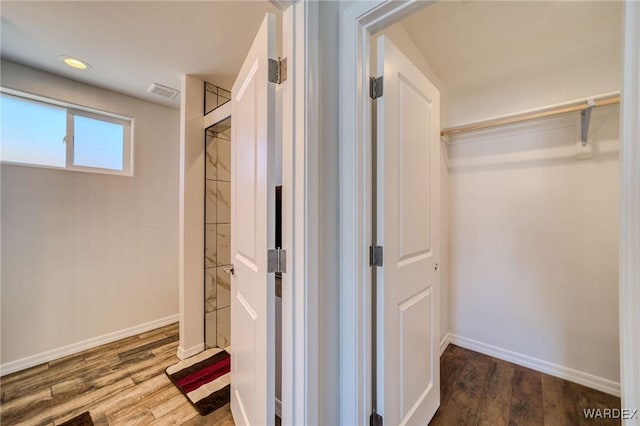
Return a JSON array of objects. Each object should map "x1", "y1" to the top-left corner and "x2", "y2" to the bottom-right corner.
[{"x1": 441, "y1": 94, "x2": 620, "y2": 138}]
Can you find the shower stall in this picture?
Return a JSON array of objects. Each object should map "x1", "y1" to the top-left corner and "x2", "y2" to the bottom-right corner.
[{"x1": 204, "y1": 82, "x2": 232, "y2": 349}]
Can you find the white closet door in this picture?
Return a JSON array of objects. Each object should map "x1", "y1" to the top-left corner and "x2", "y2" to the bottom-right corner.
[
  {"x1": 375, "y1": 35, "x2": 441, "y2": 425},
  {"x1": 230, "y1": 13, "x2": 276, "y2": 426}
]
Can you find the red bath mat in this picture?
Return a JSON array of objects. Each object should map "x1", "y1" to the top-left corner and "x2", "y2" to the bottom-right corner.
[{"x1": 165, "y1": 348, "x2": 231, "y2": 416}]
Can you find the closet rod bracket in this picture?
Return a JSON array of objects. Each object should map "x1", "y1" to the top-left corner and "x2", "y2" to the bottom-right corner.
[{"x1": 580, "y1": 99, "x2": 596, "y2": 146}]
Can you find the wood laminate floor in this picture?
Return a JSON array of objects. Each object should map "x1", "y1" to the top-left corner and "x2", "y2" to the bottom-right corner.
[
  {"x1": 0, "y1": 323, "x2": 234, "y2": 426},
  {"x1": 430, "y1": 344, "x2": 622, "y2": 426},
  {"x1": 1, "y1": 325, "x2": 621, "y2": 426}
]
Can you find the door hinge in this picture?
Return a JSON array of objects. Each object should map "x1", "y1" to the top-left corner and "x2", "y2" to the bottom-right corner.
[
  {"x1": 370, "y1": 76, "x2": 383, "y2": 99},
  {"x1": 369, "y1": 245, "x2": 383, "y2": 267},
  {"x1": 370, "y1": 411, "x2": 383, "y2": 426},
  {"x1": 268, "y1": 57, "x2": 287, "y2": 84},
  {"x1": 268, "y1": 248, "x2": 286, "y2": 273}
]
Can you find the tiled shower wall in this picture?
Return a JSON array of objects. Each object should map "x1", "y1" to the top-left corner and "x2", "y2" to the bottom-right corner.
[{"x1": 205, "y1": 121, "x2": 231, "y2": 349}]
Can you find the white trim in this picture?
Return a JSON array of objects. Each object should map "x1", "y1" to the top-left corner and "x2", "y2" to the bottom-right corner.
[
  {"x1": 168, "y1": 347, "x2": 224, "y2": 374},
  {"x1": 282, "y1": 2, "x2": 319, "y2": 425},
  {"x1": 0, "y1": 86, "x2": 133, "y2": 121},
  {"x1": 448, "y1": 334, "x2": 621, "y2": 397},
  {"x1": 439, "y1": 333, "x2": 451, "y2": 357},
  {"x1": 620, "y1": 2, "x2": 640, "y2": 423},
  {"x1": 340, "y1": 4, "x2": 373, "y2": 424},
  {"x1": 281, "y1": 6, "x2": 295, "y2": 424},
  {"x1": 178, "y1": 75, "x2": 205, "y2": 366},
  {"x1": 203, "y1": 101, "x2": 231, "y2": 129},
  {"x1": 339, "y1": 2, "x2": 431, "y2": 424},
  {"x1": 177, "y1": 342, "x2": 206, "y2": 361},
  {"x1": 67, "y1": 109, "x2": 133, "y2": 177},
  {"x1": 303, "y1": 2, "x2": 320, "y2": 424},
  {"x1": 269, "y1": 0, "x2": 293, "y2": 12},
  {"x1": 0, "y1": 160, "x2": 134, "y2": 177},
  {"x1": 0, "y1": 314, "x2": 179, "y2": 376}
]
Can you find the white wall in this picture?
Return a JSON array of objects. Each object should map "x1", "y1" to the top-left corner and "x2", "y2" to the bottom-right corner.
[
  {"x1": 399, "y1": 0, "x2": 622, "y2": 128},
  {"x1": 178, "y1": 75, "x2": 205, "y2": 359},
  {"x1": 1, "y1": 60, "x2": 180, "y2": 367},
  {"x1": 446, "y1": 55, "x2": 620, "y2": 128},
  {"x1": 318, "y1": 2, "x2": 344, "y2": 424},
  {"x1": 447, "y1": 108, "x2": 620, "y2": 385}
]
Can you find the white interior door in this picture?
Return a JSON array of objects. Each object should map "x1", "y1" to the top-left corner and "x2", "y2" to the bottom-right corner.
[
  {"x1": 375, "y1": 35, "x2": 441, "y2": 425},
  {"x1": 231, "y1": 13, "x2": 276, "y2": 426}
]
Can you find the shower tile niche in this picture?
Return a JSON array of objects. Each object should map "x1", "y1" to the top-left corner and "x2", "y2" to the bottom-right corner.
[{"x1": 205, "y1": 115, "x2": 232, "y2": 349}]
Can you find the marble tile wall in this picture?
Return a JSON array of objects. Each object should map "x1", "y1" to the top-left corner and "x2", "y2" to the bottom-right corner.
[{"x1": 205, "y1": 124, "x2": 232, "y2": 348}]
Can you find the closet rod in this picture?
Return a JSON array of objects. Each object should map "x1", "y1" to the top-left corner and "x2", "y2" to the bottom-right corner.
[{"x1": 441, "y1": 95, "x2": 620, "y2": 137}]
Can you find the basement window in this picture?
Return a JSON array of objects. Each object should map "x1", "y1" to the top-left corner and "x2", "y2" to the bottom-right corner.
[{"x1": 0, "y1": 88, "x2": 133, "y2": 175}]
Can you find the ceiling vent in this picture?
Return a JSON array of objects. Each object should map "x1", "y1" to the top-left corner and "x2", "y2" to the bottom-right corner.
[{"x1": 147, "y1": 83, "x2": 179, "y2": 100}]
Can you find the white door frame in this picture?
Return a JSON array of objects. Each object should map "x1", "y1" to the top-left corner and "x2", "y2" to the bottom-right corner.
[
  {"x1": 339, "y1": 1, "x2": 640, "y2": 425},
  {"x1": 619, "y1": 2, "x2": 640, "y2": 423},
  {"x1": 280, "y1": 2, "x2": 320, "y2": 425}
]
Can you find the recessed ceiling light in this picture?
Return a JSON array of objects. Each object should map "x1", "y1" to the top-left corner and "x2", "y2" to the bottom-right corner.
[{"x1": 58, "y1": 55, "x2": 91, "y2": 70}]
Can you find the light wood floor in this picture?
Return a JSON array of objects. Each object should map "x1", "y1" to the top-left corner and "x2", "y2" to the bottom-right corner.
[
  {"x1": 430, "y1": 344, "x2": 622, "y2": 426},
  {"x1": 0, "y1": 323, "x2": 234, "y2": 425}
]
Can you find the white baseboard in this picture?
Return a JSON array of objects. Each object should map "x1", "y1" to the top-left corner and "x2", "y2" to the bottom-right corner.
[
  {"x1": 275, "y1": 397, "x2": 282, "y2": 418},
  {"x1": 177, "y1": 342, "x2": 205, "y2": 360},
  {"x1": 448, "y1": 333, "x2": 621, "y2": 397},
  {"x1": 439, "y1": 333, "x2": 451, "y2": 356},
  {"x1": 0, "y1": 314, "x2": 179, "y2": 377}
]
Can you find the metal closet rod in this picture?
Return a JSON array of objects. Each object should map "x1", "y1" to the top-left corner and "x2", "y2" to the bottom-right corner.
[{"x1": 440, "y1": 93, "x2": 621, "y2": 137}]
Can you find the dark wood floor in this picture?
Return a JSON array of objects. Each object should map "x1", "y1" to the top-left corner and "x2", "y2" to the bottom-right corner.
[
  {"x1": 430, "y1": 344, "x2": 621, "y2": 426},
  {"x1": 0, "y1": 323, "x2": 234, "y2": 425},
  {"x1": 1, "y1": 326, "x2": 620, "y2": 426}
]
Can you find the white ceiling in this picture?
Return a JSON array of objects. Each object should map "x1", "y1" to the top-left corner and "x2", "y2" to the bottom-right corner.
[
  {"x1": 0, "y1": 1, "x2": 279, "y2": 109},
  {"x1": 400, "y1": 1, "x2": 623, "y2": 94},
  {"x1": 1, "y1": 1, "x2": 622, "y2": 111}
]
